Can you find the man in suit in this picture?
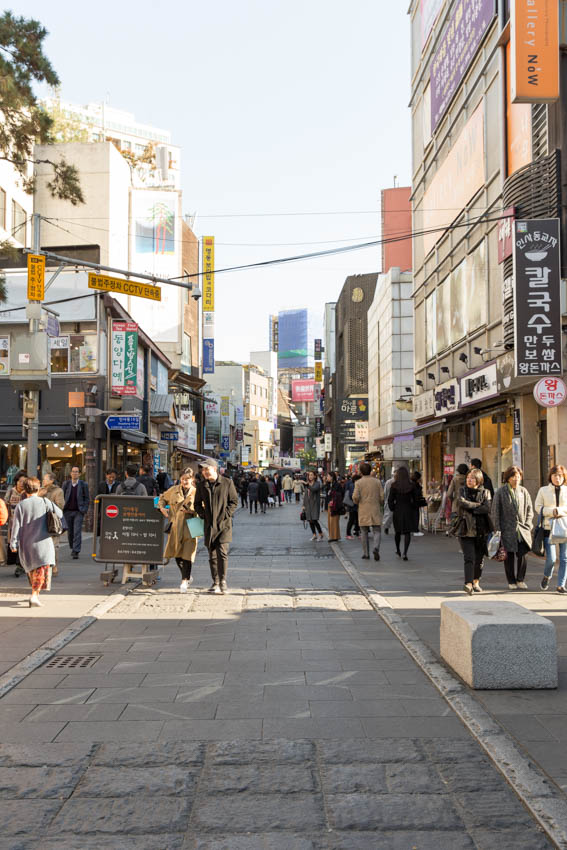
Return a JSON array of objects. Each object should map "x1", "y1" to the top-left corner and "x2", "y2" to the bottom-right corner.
[
  {"x1": 96, "y1": 468, "x2": 119, "y2": 496},
  {"x1": 194, "y1": 458, "x2": 238, "y2": 594},
  {"x1": 62, "y1": 467, "x2": 90, "y2": 559}
]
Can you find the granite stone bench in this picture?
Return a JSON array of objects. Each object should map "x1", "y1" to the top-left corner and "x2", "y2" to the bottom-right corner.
[{"x1": 440, "y1": 600, "x2": 557, "y2": 689}]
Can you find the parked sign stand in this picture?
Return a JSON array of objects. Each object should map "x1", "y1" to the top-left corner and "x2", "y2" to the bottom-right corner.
[{"x1": 93, "y1": 495, "x2": 166, "y2": 586}]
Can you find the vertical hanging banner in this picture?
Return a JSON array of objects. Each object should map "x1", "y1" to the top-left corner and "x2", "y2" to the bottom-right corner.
[
  {"x1": 27, "y1": 254, "x2": 45, "y2": 301},
  {"x1": 314, "y1": 361, "x2": 323, "y2": 383},
  {"x1": 111, "y1": 321, "x2": 138, "y2": 395},
  {"x1": 513, "y1": 219, "x2": 562, "y2": 377},
  {"x1": 202, "y1": 236, "x2": 215, "y2": 311},
  {"x1": 202, "y1": 236, "x2": 215, "y2": 375},
  {"x1": 511, "y1": 0, "x2": 559, "y2": 103}
]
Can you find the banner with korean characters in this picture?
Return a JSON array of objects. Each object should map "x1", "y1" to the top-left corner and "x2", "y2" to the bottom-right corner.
[
  {"x1": 111, "y1": 321, "x2": 138, "y2": 396},
  {"x1": 513, "y1": 219, "x2": 562, "y2": 378}
]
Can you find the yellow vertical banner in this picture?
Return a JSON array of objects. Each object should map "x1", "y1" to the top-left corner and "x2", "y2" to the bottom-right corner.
[
  {"x1": 27, "y1": 254, "x2": 45, "y2": 301},
  {"x1": 314, "y1": 362, "x2": 323, "y2": 382},
  {"x1": 202, "y1": 236, "x2": 215, "y2": 311}
]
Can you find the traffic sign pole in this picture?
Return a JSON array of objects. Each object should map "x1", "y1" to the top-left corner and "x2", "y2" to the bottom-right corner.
[{"x1": 25, "y1": 214, "x2": 41, "y2": 478}]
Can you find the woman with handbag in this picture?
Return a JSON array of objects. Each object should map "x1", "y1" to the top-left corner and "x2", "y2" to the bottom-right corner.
[
  {"x1": 454, "y1": 468, "x2": 492, "y2": 594},
  {"x1": 303, "y1": 471, "x2": 324, "y2": 540},
  {"x1": 534, "y1": 464, "x2": 567, "y2": 593},
  {"x1": 491, "y1": 465, "x2": 534, "y2": 590},
  {"x1": 10, "y1": 477, "x2": 63, "y2": 607},
  {"x1": 158, "y1": 466, "x2": 198, "y2": 593},
  {"x1": 388, "y1": 466, "x2": 418, "y2": 560},
  {"x1": 5, "y1": 470, "x2": 26, "y2": 576},
  {"x1": 326, "y1": 472, "x2": 344, "y2": 542}
]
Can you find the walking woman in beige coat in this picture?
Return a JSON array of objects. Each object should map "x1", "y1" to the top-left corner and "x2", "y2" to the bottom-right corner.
[{"x1": 158, "y1": 467, "x2": 198, "y2": 592}]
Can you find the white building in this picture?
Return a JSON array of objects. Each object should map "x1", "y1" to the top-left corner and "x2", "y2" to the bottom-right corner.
[
  {"x1": 367, "y1": 267, "x2": 420, "y2": 472},
  {"x1": 0, "y1": 158, "x2": 33, "y2": 249},
  {"x1": 324, "y1": 302, "x2": 336, "y2": 373}
]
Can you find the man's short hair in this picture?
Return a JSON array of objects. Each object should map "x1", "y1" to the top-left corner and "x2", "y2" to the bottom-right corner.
[
  {"x1": 126, "y1": 463, "x2": 138, "y2": 478},
  {"x1": 141, "y1": 464, "x2": 151, "y2": 474},
  {"x1": 106, "y1": 468, "x2": 117, "y2": 476},
  {"x1": 44, "y1": 472, "x2": 56, "y2": 483},
  {"x1": 470, "y1": 458, "x2": 482, "y2": 469},
  {"x1": 359, "y1": 462, "x2": 371, "y2": 476}
]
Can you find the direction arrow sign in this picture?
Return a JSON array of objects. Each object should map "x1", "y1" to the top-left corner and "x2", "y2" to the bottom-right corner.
[{"x1": 105, "y1": 415, "x2": 142, "y2": 431}]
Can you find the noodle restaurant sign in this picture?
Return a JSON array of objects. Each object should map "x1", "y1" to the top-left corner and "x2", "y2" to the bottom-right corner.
[{"x1": 513, "y1": 219, "x2": 562, "y2": 378}]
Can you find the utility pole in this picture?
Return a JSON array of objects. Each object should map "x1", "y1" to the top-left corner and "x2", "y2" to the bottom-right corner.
[{"x1": 25, "y1": 213, "x2": 41, "y2": 478}]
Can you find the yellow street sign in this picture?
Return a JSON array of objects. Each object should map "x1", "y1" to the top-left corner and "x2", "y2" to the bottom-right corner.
[
  {"x1": 27, "y1": 254, "x2": 45, "y2": 301},
  {"x1": 88, "y1": 272, "x2": 161, "y2": 302},
  {"x1": 315, "y1": 361, "x2": 323, "y2": 382}
]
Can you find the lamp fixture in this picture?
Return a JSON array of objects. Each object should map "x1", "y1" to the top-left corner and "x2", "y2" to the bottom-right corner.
[
  {"x1": 440, "y1": 366, "x2": 450, "y2": 374},
  {"x1": 459, "y1": 353, "x2": 468, "y2": 364}
]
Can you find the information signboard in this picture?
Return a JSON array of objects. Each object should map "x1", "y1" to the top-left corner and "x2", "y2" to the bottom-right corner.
[{"x1": 95, "y1": 495, "x2": 165, "y2": 565}]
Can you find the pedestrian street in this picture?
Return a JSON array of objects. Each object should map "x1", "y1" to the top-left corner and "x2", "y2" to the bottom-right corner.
[{"x1": 0, "y1": 506, "x2": 554, "y2": 848}]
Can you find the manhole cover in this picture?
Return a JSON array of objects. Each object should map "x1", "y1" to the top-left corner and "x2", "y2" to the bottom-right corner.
[{"x1": 44, "y1": 655, "x2": 101, "y2": 670}]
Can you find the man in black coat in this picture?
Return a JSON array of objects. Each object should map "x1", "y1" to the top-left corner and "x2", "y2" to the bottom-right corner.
[
  {"x1": 96, "y1": 468, "x2": 119, "y2": 496},
  {"x1": 137, "y1": 464, "x2": 158, "y2": 497},
  {"x1": 194, "y1": 458, "x2": 238, "y2": 594}
]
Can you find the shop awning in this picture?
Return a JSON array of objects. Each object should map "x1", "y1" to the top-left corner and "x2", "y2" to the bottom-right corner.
[
  {"x1": 412, "y1": 418, "x2": 446, "y2": 438},
  {"x1": 150, "y1": 393, "x2": 175, "y2": 421},
  {"x1": 176, "y1": 447, "x2": 213, "y2": 462},
  {"x1": 373, "y1": 436, "x2": 394, "y2": 446},
  {"x1": 393, "y1": 428, "x2": 416, "y2": 443},
  {"x1": 120, "y1": 429, "x2": 148, "y2": 445}
]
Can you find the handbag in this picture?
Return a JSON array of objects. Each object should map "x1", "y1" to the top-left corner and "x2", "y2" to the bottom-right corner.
[
  {"x1": 550, "y1": 516, "x2": 567, "y2": 544},
  {"x1": 43, "y1": 499, "x2": 65, "y2": 536},
  {"x1": 343, "y1": 490, "x2": 354, "y2": 508},
  {"x1": 300, "y1": 508, "x2": 306, "y2": 522},
  {"x1": 186, "y1": 517, "x2": 205, "y2": 538},
  {"x1": 487, "y1": 531, "x2": 502, "y2": 559}
]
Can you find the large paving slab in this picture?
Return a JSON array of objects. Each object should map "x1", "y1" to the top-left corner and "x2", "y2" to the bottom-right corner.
[{"x1": 0, "y1": 505, "x2": 554, "y2": 847}]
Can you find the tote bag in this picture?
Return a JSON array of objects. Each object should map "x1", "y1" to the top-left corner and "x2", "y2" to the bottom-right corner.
[{"x1": 186, "y1": 517, "x2": 205, "y2": 538}]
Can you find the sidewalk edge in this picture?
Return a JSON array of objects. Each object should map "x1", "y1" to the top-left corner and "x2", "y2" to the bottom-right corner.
[
  {"x1": 331, "y1": 541, "x2": 567, "y2": 850},
  {"x1": 0, "y1": 581, "x2": 140, "y2": 700}
]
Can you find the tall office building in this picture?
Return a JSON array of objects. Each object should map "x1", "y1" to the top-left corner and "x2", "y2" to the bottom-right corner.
[{"x1": 277, "y1": 308, "x2": 318, "y2": 369}]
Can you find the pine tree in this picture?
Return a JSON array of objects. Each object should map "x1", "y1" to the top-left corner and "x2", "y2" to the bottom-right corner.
[{"x1": 0, "y1": 11, "x2": 84, "y2": 205}]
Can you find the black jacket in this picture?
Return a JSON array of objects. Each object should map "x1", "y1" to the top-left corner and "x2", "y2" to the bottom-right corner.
[
  {"x1": 258, "y1": 480, "x2": 269, "y2": 503},
  {"x1": 137, "y1": 474, "x2": 158, "y2": 497},
  {"x1": 96, "y1": 480, "x2": 119, "y2": 496},
  {"x1": 388, "y1": 483, "x2": 419, "y2": 534},
  {"x1": 194, "y1": 475, "x2": 238, "y2": 547}
]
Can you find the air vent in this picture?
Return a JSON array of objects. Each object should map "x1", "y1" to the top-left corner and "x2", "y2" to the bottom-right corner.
[
  {"x1": 532, "y1": 104, "x2": 548, "y2": 161},
  {"x1": 43, "y1": 655, "x2": 100, "y2": 670}
]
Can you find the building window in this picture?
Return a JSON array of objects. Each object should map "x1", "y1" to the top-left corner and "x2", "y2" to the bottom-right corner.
[
  {"x1": 0, "y1": 188, "x2": 6, "y2": 229},
  {"x1": 11, "y1": 200, "x2": 26, "y2": 240},
  {"x1": 49, "y1": 334, "x2": 97, "y2": 373},
  {"x1": 251, "y1": 404, "x2": 256, "y2": 416}
]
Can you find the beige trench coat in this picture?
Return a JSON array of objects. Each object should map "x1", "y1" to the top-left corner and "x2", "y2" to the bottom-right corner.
[
  {"x1": 158, "y1": 484, "x2": 198, "y2": 561},
  {"x1": 353, "y1": 476, "x2": 384, "y2": 526}
]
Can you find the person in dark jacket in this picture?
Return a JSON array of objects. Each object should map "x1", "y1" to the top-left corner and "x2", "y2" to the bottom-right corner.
[
  {"x1": 156, "y1": 468, "x2": 172, "y2": 494},
  {"x1": 117, "y1": 464, "x2": 148, "y2": 496},
  {"x1": 471, "y1": 458, "x2": 494, "y2": 498},
  {"x1": 258, "y1": 476, "x2": 269, "y2": 514},
  {"x1": 326, "y1": 472, "x2": 344, "y2": 542},
  {"x1": 410, "y1": 470, "x2": 426, "y2": 536},
  {"x1": 137, "y1": 464, "x2": 158, "y2": 497},
  {"x1": 454, "y1": 468, "x2": 492, "y2": 594},
  {"x1": 62, "y1": 467, "x2": 90, "y2": 559},
  {"x1": 248, "y1": 476, "x2": 260, "y2": 514},
  {"x1": 388, "y1": 466, "x2": 418, "y2": 560},
  {"x1": 303, "y1": 471, "x2": 323, "y2": 540},
  {"x1": 96, "y1": 468, "x2": 119, "y2": 496},
  {"x1": 491, "y1": 465, "x2": 534, "y2": 589},
  {"x1": 194, "y1": 457, "x2": 238, "y2": 594},
  {"x1": 239, "y1": 477, "x2": 249, "y2": 509}
]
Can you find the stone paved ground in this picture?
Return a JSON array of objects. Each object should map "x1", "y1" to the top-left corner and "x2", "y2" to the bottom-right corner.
[
  {"x1": 0, "y1": 505, "x2": 555, "y2": 848},
  {"x1": 336, "y1": 521, "x2": 567, "y2": 795}
]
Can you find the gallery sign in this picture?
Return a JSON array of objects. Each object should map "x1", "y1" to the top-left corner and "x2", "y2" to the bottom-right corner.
[
  {"x1": 511, "y1": 0, "x2": 559, "y2": 103},
  {"x1": 460, "y1": 364, "x2": 499, "y2": 406},
  {"x1": 513, "y1": 218, "x2": 562, "y2": 377}
]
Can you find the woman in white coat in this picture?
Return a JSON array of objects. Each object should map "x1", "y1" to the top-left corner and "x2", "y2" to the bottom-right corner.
[{"x1": 535, "y1": 464, "x2": 567, "y2": 593}]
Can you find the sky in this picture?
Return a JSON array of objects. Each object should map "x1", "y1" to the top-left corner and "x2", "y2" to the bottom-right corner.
[{"x1": 10, "y1": 0, "x2": 412, "y2": 361}]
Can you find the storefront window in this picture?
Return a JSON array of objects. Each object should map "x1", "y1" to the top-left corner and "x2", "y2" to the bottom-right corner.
[
  {"x1": 0, "y1": 442, "x2": 86, "y2": 487},
  {"x1": 479, "y1": 413, "x2": 514, "y2": 488},
  {"x1": 50, "y1": 335, "x2": 97, "y2": 373},
  {"x1": 426, "y1": 290, "x2": 436, "y2": 360}
]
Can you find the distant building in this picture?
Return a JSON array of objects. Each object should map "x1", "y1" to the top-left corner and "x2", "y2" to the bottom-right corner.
[
  {"x1": 277, "y1": 308, "x2": 316, "y2": 369},
  {"x1": 381, "y1": 187, "x2": 412, "y2": 273}
]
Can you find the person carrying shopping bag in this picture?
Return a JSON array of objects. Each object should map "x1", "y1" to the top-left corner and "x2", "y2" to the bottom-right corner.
[
  {"x1": 158, "y1": 466, "x2": 199, "y2": 593},
  {"x1": 534, "y1": 464, "x2": 567, "y2": 593},
  {"x1": 491, "y1": 465, "x2": 534, "y2": 590}
]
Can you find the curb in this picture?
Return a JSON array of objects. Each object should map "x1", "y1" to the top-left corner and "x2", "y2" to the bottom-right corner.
[
  {"x1": 0, "y1": 581, "x2": 140, "y2": 700},
  {"x1": 331, "y1": 540, "x2": 567, "y2": 850}
]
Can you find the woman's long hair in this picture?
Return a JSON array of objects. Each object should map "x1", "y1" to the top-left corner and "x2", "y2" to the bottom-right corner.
[{"x1": 393, "y1": 466, "x2": 412, "y2": 494}]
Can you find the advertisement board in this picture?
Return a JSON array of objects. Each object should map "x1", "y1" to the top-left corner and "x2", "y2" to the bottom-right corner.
[
  {"x1": 513, "y1": 219, "x2": 562, "y2": 377},
  {"x1": 111, "y1": 321, "x2": 138, "y2": 396},
  {"x1": 96, "y1": 495, "x2": 165, "y2": 565},
  {"x1": 292, "y1": 379, "x2": 316, "y2": 402},
  {"x1": 511, "y1": 0, "x2": 559, "y2": 103},
  {"x1": 203, "y1": 339, "x2": 214, "y2": 374},
  {"x1": 204, "y1": 398, "x2": 220, "y2": 449}
]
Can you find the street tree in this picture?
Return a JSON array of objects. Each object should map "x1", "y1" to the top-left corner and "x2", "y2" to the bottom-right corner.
[{"x1": 0, "y1": 11, "x2": 84, "y2": 207}]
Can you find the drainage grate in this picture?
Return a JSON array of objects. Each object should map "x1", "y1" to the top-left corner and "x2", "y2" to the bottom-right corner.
[{"x1": 44, "y1": 655, "x2": 101, "y2": 670}]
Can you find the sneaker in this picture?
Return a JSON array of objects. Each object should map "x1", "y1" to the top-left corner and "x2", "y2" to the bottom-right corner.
[
  {"x1": 346, "y1": 535, "x2": 353, "y2": 540},
  {"x1": 373, "y1": 549, "x2": 380, "y2": 561},
  {"x1": 472, "y1": 583, "x2": 483, "y2": 593},
  {"x1": 413, "y1": 532, "x2": 424, "y2": 537},
  {"x1": 508, "y1": 583, "x2": 518, "y2": 590},
  {"x1": 517, "y1": 581, "x2": 528, "y2": 590},
  {"x1": 464, "y1": 583, "x2": 473, "y2": 595},
  {"x1": 208, "y1": 583, "x2": 221, "y2": 594},
  {"x1": 557, "y1": 586, "x2": 567, "y2": 594},
  {"x1": 541, "y1": 576, "x2": 550, "y2": 591},
  {"x1": 220, "y1": 580, "x2": 228, "y2": 593},
  {"x1": 179, "y1": 580, "x2": 189, "y2": 593}
]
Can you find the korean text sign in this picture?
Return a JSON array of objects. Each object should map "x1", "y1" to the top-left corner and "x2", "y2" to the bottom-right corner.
[
  {"x1": 202, "y1": 236, "x2": 215, "y2": 312},
  {"x1": 513, "y1": 219, "x2": 562, "y2": 378},
  {"x1": 292, "y1": 379, "x2": 315, "y2": 402},
  {"x1": 111, "y1": 321, "x2": 138, "y2": 396},
  {"x1": 27, "y1": 254, "x2": 45, "y2": 301},
  {"x1": 97, "y1": 495, "x2": 165, "y2": 564}
]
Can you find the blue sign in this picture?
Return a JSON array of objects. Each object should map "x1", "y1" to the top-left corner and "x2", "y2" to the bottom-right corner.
[
  {"x1": 160, "y1": 431, "x2": 179, "y2": 441},
  {"x1": 105, "y1": 415, "x2": 141, "y2": 431},
  {"x1": 221, "y1": 435, "x2": 230, "y2": 451},
  {"x1": 219, "y1": 451, "x2": 229, "y2": 458},
  {"x1": 203, "y1": 339, "x2": 214, "y2": 374}
]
